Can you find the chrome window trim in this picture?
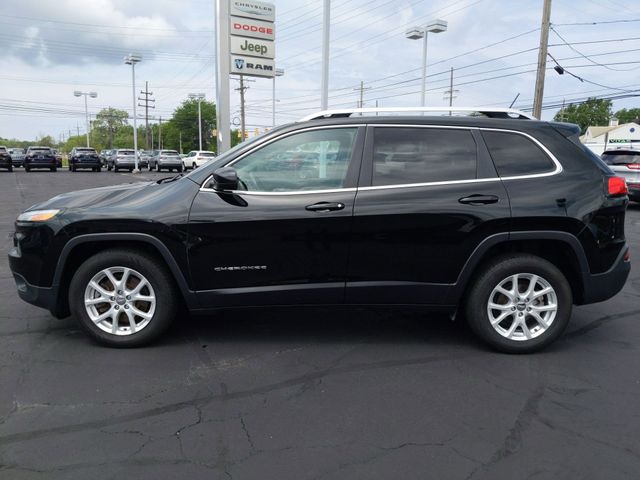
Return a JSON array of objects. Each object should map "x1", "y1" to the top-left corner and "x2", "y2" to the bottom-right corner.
[
  {"x1": 358, "y1": 124, "x2": 562, "y2": 192},
  {"x1": 199, "y1": 123, "x2": 563, "y2": 195},
  {"x1": 200, "y1": 124, "x2": 363, "y2": 195}
]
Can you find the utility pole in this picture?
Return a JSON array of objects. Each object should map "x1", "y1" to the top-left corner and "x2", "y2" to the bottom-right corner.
[
  {"x1": 443, "y1": 67, "x2": 459, "y2": 115},
  {"x1": 353, "y1": 81, "x2": 371, "y2": 108},
  {"x1": 159, "y1": 116, "x2": 162, "y2": 149},
  {"x1": 179, "y1": 131, "x2": 183, "y2": 154},
  {"x1": 76, "y1": 122, "x2": 80, "y2": 138},
  {"x1": 533, "y1": 0, "x2": 552, "y2": 119},
  {"x1": 234, "y1": 76, "x2": 254, "y2": 141},
  {"x1": 138, "y1": 81, "x2": 155, "y2": 150}
]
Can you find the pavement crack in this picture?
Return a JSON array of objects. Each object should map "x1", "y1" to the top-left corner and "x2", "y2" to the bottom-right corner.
[
  {"x1": 0, "y1": 352, "x2": 472, "y2": 446},
  {"x1": 240, "y1": 416, "x2": 256, "y2": 452}
]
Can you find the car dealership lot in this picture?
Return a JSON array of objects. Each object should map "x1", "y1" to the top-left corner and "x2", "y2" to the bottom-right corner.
[{"x1": 0, "y1": 170, "x2": 639, "y2": 479}]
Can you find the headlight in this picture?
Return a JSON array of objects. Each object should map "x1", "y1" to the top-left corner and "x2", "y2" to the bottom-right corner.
[{"x1": 17, "y1": 209, "x2": 61, "y2": 222}]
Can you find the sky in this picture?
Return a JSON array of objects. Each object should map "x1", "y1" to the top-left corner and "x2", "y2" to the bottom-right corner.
[{"x1": 1, "y1": 0, "x2": 639, "y2": 141}]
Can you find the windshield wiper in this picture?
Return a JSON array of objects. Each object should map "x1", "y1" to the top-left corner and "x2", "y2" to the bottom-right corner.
[{"x1": 156, "y1": 173, "x2": 184, "y2": 184}]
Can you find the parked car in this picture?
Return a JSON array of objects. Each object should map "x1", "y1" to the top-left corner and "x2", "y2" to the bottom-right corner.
[
  {"x1": 99, "y1": 149, "x2": 112, "y2": 166},
  {"x1": 107, "y1": 149, "x2": 137, "y2": 172},
  {"x1": 68, "y1": 147, "x2": 102, "y2": 172},
  {"x1": 136, "y1": 150, "x2": 149, "y2": 170},
  {"x1": 0, "y1": 146, "x2": 12, "y2": 172},
  {"x1": 8, "y1": 148, "x2": 25, "y2": 167},
  {"x1": 601, "y1": 148, "x2": 640, "y2": 202},
  {"x1": 24, "y1": 146, "x2": 57, "y2": 172},
  {"x1": 8, "y1": 107, "x2": 631, "y2": 351},
  {"x1": 52, "y1": 149, "x2": 63, "y2": 168},
  {"x1": 149, "y1": 149, "x2": 183, "y2": 172},
  {"x1": 184, "y1": 150, "x2": 216, "y2": 170}
]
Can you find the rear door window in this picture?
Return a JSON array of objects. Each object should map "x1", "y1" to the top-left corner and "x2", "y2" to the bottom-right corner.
[
  {"x1": 371, "y1": 127, "x2": 477, "y2": 186},
  {"x1": 481, "y1": 130, "x2": 555, "y2": 177}
]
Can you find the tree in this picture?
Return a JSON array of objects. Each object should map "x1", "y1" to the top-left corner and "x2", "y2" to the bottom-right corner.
[
  {"x1": 614, "y1": 108, "x2": 640, "y2": 125},
  {"x1": 554, "y1": 98, "x2": 612, "y2": 133},
  {"x1": 164, "y1": 99, "x2": 217, "y2": 152},
  {"x1": 93, "y1": 108, "x2": 129, "y2": 148}
]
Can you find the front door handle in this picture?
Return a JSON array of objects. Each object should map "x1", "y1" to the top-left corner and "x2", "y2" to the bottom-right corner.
[
  {"x1": 458, "y1": 194, "x2": 499, "y2": 205},
  {"x1": 305, "y1": 202, "x2": 345, "y2": 212}
]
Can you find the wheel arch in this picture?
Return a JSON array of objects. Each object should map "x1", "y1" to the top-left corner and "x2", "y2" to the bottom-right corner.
[
  {"x1": 452, "y1": 232, "x2": 589, "y2": 306},
  {"x1": 53, "y1": 233, "x2": 197, "y2": 317}
]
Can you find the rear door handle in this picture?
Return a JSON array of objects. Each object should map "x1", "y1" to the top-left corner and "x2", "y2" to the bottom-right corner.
[
  {"x1": 305, "y1": 202, "x2": 345, "y2": 212},
  {"x1": 458, "y1": 194, "x2": 499, "y2": 205}
]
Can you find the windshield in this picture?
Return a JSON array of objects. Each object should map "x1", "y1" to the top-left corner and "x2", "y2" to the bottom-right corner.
[{"x1": 602, "y1": 151, "x2": 640, "y2": 165}]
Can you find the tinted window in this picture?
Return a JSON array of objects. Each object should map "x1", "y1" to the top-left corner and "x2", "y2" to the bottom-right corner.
[
  {"x1": 233, "y1": 128, "x2": 357, "y2": 192},
  {"x1": 482, "y1": 130, "x2": 555, "y2": 177},
  {"x1": 372, "y1": 127, "x2": 477, "y2": 186},
  {"x1": 118, "y1": 150, "x2": 135, "y2": 155},
  {"x1": 0, "y1": 147, "x2": 6, "y2": 153},
  {"x1": 601, "y1": 151, "x2": 640, "y2": 165}
]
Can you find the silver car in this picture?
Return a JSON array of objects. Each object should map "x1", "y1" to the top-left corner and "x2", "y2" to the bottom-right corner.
[
  {"x1": 601, "y1": 148, "x2": 640, "y2": 202},
  {"x1": 108, "y1": 149, "x2": 137, "y2": 172},
  {"x1": 150, "y1": 149, "x2": 183, "y2": 172}
]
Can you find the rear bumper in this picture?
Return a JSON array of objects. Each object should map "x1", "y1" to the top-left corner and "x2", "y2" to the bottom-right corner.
[{"x1": 580, "y1": 246, "x2": 631, "y2": 304}]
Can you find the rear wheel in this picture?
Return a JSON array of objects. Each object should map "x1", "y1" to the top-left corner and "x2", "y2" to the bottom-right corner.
[
  {"x1": 156, "y1": 163, "x2": 161, "y2": 172},
  {"x1": 8, "y1": 165, "x2": 13, "y2": 172},
  {"x1": 51, "y1": 167, "x2": 57, "y2": 172},
  {"x1": 192, "y1": 162, "x2": 197, "y2": 169},
  {"x1": 25, "y1": 166, "x2": 30, "y2": 172},
  {"x1": 465, "y1": 254, "x2": 572, "y2": 353},
  {"x1": 69, "y1": 249, "x2": 178, "y2": 347}
]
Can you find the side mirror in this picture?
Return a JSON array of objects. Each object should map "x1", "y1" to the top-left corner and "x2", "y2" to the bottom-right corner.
[{"x1": 211, "y1": 167, "x2": 239, "y2": 191}]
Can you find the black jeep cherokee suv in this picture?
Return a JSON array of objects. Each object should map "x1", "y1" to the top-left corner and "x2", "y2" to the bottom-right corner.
[{"x1": 8, "y1": 109, "x2": 631, "y2": 352}]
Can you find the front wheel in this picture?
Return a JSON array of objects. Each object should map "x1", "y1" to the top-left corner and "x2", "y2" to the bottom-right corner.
[
  {"x1": 192, "y1": 162, "x2": 197, "y2": 170},
  {"x1": 69, "y1": 249, "x2": 178, "y2": 347},
  {"x1": 464, "y1": 254, "x2": 572, "y2": 354}
]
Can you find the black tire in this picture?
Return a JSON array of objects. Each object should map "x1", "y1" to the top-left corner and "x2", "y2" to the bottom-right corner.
[
  {"x1": 8, "y1": 165, "x2": 13, "y2": 172},
  {"x1": 69, "y1": 249, "x2": 178, "y2": 347},
  {"x1": 25, "y1": 166, "x2": 30, "y2": 172},
  {"x1": 51, "y1": 167, "x2": 57, "y2": 172},
  {"x1": 464, "y1": 254, "x2": 572, "y2": 354},
  {"x1": 107, "y1": 164, "x2": 112, "y2": 171},
  {"x1": 129, "y1": 168, "x2": 133, "y2": 173},
  {"x1": 156, "y1": 163, "x2": 161, "y2": 172},
  {"x1": 114, "y1": 166, "x2": 119, "y2": 172},
  {"x1": 178, "y1": 165, "x2": 183, "y2": 173},
  {"x1": 192, "y1": 162, "x2": 197, "y2": 170}
]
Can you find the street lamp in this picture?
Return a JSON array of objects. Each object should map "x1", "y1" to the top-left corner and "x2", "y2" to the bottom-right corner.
[
  {"x1": 124, "y1": 53, "x2": 142, "y2": 172},
  {"x1": 272, "y1": 68, "x2": 284, "y2": 128},
  {"x1": 188, "y1": 93, "x2": 206, "y2": 151},
  {"x1": 73, "y1": 90, "x2": 97, "y2": 147},
  {"x1": 405, "y1": 19, "x2": 447, "y2": 107}
]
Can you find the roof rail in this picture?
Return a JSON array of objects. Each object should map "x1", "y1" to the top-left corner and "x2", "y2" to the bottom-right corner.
[{"x1": 298, "y1": 107, "x2": 536, "y2": 122}]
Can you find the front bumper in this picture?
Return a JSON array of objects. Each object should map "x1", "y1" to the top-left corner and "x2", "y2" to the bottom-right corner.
[
  {"x1": 12, "y1": 271, "x2": 61, "y2": 315},
  {"x1": 580, "y1": 245, "x2": 631, "y2": 304}
]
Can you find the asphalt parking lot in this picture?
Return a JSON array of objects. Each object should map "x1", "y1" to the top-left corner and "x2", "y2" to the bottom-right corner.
[{"x1": 0, "y1": 169, "x2": 639, "y2": 479}]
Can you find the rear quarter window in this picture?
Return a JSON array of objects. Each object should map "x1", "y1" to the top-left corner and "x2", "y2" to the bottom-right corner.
[{"x1": 481, "y1": 130, "x2": 555, "y2": 177}]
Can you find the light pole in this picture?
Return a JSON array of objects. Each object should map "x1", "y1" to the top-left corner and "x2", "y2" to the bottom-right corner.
[
  {"x1": 188, "y1": 93, "x2": 206, "y2": 151},
  {"x1": 405, "y1": 19, "x2": 448, "y2": 107},
  {"x1": 124, "y1": 53, "x2": 142, "y2": 172},
  {"x1": 272, "y1": 68, "x2": 284, "y2": 128},
  {"x1": 73, "y1": 90, "x2": 97, "y2": 147}
]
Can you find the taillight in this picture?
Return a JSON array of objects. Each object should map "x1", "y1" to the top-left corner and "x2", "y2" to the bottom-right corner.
[
  {"x1": 608, "y1": 176, "x2": 628, "y2": 196},
  {"x1": 626, "y1": 164, "x2": 640, "y2": 170}
]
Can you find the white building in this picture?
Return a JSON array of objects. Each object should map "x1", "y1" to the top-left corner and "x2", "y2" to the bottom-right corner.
[{"x1": 581, "y1": 119, "x2": 640, "y2": 155}]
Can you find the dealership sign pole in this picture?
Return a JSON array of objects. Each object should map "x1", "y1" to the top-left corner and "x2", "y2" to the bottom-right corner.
[{"x1": 216, "y1": 0, "x2": 231, "y2": 153}]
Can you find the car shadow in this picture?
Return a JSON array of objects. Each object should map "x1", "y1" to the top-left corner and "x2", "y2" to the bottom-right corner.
[{"x1": 156, "y1": 306, "x2": 483, "y2": 350}]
